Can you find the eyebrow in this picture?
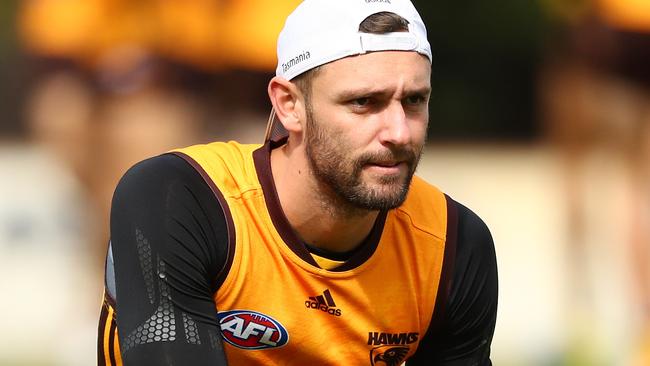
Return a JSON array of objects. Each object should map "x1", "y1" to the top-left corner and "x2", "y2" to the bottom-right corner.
[
  {"x1": 404, "y1": 86, "x2": 432, "y2": 97},
  {"x1": 336, "y1": 86, "x2": 431, "y2": 100}
]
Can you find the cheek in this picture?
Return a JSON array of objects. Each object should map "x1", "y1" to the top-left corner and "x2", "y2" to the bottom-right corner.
[
  {"x1": 411, "y1": 118, "x2": 429, "y2": 143},
  {"x1": 319, "y1": 115, "x2": 370, "y2": 149}
]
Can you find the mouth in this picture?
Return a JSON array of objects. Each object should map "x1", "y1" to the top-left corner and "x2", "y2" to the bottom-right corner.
[
  {"x1": 364, "y1": 161, "x2": 406, "y2": 175},
  {"x1": 370, "y1": 160, "x2": 401, "y2": 167}
]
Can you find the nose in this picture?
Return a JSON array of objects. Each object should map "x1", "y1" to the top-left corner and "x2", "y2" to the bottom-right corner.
[{"x1": 378, "y1": 102, "x2": 410, "y2": 146}]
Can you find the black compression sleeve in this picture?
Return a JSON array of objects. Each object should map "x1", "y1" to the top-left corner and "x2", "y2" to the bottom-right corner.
[
  {"x1": 408, "y1": 201, "x2": 498, "y2": 365},
  {"x1": 110, "y1": 154, "x2": 229, "y2": 365}
]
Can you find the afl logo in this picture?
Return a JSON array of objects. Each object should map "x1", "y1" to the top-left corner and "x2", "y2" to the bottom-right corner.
[{"x1": 217, "y1": 310, "x2": 289, "y2": 350}]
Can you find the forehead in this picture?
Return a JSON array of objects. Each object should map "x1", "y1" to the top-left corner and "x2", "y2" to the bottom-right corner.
[{"x1": 311, "y1": 51, "x2": 431, "y2": 95}]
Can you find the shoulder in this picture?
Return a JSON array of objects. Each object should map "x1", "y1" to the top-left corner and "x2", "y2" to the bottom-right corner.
[
  {"x1": 394, "y1": 176, "x2": 448, "y2": 239},
  {"x1": 451, "y1": 198, "x2": 496, "y2": 270},
  {"x1": 172, "y1": 141, "x2": 264, "y2": 198},
  {"x1": 408, "y1": 197, "x2": 497, "y2": 364},
  {"x1": 121, "y1": 152, "x2": 195, "y2": 178},
  {"x1": 111, "y1": 152, "x2": 232, "y2": 283},
  {"x1": 115, "y1": 153, "x2": 204, "y2": 197},
  {"x1": 173, "y1": 141, "x2": 261, "y2": 170},
  {"x1": 445, "y1": 197, "x2": 498, "y2": 336}
]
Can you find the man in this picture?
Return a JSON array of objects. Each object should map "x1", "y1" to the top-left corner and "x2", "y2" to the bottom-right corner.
[{"x1": 98, "y1": 0, "x2": 498, "y2": 365}]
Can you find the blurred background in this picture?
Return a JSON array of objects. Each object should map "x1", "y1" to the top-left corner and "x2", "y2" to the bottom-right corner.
[{"x1": 0, "y1": 0, "x2": 649, "y2": 364}]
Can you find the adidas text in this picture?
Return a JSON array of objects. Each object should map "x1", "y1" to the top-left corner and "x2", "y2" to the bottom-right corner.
[{"x1": 305, "y1": 300, "x2": 342, "y2": 316}]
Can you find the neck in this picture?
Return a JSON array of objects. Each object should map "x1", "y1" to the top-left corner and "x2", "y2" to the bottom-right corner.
[{"x1": 270, "y1": 143, "x2": 379, "y2": 253}]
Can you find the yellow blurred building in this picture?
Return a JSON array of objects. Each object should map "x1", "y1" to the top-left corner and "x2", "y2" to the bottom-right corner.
[{"x1": 18, "y1": 0, "x2": 301, "y2": 71}]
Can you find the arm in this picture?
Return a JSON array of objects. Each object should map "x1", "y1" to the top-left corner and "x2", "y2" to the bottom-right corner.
[
  {"x1": 408, "y1": 200, "x2": 498, "y2": 365},
  {"x1": 103, "y1": 154, "x2": 230, "y2": 365}
]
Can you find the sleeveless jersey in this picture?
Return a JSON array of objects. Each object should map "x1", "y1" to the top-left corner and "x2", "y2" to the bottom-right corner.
[{"x1": 170, "y1": 140, "x2": 451, "y2": 365}]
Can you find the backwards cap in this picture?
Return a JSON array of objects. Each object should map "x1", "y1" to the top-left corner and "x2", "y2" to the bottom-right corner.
[{"x1": 265, "y1": 0, "x2": 432, "y2": 141}]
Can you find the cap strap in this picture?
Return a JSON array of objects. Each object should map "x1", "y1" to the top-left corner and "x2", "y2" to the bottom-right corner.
[{"x1": 359, "y1": 32, "x2": 423, "y2": 56}]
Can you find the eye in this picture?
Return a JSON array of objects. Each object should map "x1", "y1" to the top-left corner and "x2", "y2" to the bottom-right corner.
[
  {"x1": 351, "y1": 97, "x2": 371, "y2": 107},
  {"x1": 404, "y1": 95, "x2": 426, "y2": 105}
]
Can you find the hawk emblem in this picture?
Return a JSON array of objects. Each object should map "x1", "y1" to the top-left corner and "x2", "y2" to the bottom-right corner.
[{"x1": 370, "y1": 346, "x2": 410, "y2": 366}]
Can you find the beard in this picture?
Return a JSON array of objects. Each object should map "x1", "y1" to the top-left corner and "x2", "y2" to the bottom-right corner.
[{"x1": 304, "y1": 107, "x2": 423, "y2": 212}]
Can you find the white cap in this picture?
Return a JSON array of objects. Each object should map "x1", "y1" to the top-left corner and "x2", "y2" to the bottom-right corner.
[{"x1": 266, "y1": 0, "x2": 432, "y2": 141}]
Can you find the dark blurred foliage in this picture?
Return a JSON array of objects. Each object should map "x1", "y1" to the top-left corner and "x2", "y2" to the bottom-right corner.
[
  {"x1": 0, "y1": 0, "x2": 28, "y2": 138},
  {"x1": 414, "y1": 0, "x2": 548, "y2": 141}
]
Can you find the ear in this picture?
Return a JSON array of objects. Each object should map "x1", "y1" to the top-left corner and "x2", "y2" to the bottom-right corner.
[{"x1": 268, "y1": 76, "x2": 305, "y2": 135}]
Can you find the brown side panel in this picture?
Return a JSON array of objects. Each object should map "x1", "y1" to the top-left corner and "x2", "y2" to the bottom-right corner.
[
  {"x1": 428, "y1": 194, "x2": 459, "y2": 333},
  {"x1": 98, "y1": 294, "x2": 122, "y2": 366}
]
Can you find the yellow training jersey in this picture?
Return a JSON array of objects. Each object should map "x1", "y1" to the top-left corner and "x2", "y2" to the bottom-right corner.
[{"x1": 167, "y1": 140, "x2": 453, "y2": 365}]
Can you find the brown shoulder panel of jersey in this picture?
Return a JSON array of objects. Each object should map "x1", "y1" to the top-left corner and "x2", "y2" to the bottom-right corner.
[
  {"x1": 252, "y1": 138, "x2": 321, "y2": 267},
  {"x1": 171, "y1": 151, "x2": 237, "y2": 292},
  {"x1": 428, "y1": 194, "x2": 459, "y2": 334}
]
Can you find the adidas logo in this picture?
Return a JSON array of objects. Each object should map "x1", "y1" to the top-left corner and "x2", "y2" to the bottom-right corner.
[{"x1": 305, "y1": 289, "x2": 342, "y2": 317}]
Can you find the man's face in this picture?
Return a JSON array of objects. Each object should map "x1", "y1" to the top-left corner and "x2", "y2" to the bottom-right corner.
[{"x1": 303, "y1": 51, "x2": 431, "y2": 211}]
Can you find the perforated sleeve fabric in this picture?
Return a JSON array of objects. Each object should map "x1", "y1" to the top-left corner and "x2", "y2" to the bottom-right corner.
[
  {"x1": 407, "y1": 200, "x2": 498, "y2": 365},
  {"x1": 107, "y1": 153, "x2": 229, "y2": 365}
]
